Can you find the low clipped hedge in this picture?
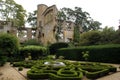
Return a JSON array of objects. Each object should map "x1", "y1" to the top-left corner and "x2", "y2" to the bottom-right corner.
[
  {"x1": 13, "y1": 61, "x2": 36, "y2": 68},
  {"x1": 86, "y1": 69, "x2": 109, "y2": 79},
  {"x1": 20, "y1": 45, "x2": 47, "y2": 59},
  {"x1": 49, "y1": 42, "x2": 69, "y2": 55},
  {"x1": 57, "y1": 68, "x2": 78, "y2": 77},
  {"x1": 27, "y1": 60, "x2": 116, "y2": 80},
  {"x1": 27, "y1": 70, "x2": 49, "y2": 79},
  {"x1": 57, "y1": 44, "x2": 120, "y2": 63},
  {"x1": 49, "y1": 72, "x2": 83, "y2": 80}
]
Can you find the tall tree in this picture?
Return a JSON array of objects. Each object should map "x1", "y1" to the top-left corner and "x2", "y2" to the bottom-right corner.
[
  {"x1": 58, "y1": 7, "x2": 101, "y2": 32},
  {"x1": 27, "y1": 10, "x2": 37, "y2": 27},
  {"x1": 88, "y1": 20, "x2": 102, "y2": 30},
  {"x1": 0, "y1": 0, "x2": 26, "y2": 27}
]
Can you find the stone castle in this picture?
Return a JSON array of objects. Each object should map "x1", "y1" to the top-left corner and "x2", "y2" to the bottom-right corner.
[
  {"x1": 35, "y1": 4, "x2": 75, "y2": 45},
  {"x1": 0, "y1": 4, "x2": 76, "y2": 45}
]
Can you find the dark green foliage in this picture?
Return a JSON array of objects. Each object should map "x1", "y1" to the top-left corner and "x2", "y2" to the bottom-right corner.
[
  {"x1": 13, "y1": 60, "x2": 36, "y2": 68},
  {"x1": 80, "y1": 30, "x2": 101, "y2": 46},
  {"x1": 27, "y1": 61, "x2": 83, "y2": 80},
  {"x1": 0, "y1": 33, "x2": 19, "y2": 65},
  {"x1": 112, "y1": 30, "x2": 120, "y2": 44},
  {"x1": 99, "y1": 27, "x2": 116, "y2": 44},
  {"x1": 22, "y1": 39, "x2": 41, "y2": 46},
  {"x1": 18, "y1": 67, "x2": 23, "y2": 71},
  {"x1": 49, "y1": 42, "x2": 69, "y2": 55},
  {"x1": 79, "y1": 27, "x2": 120, "y2": 45},
  {"x1": 0, "y1": 33, "x2": 19, "y2": 55},
  {"x1": 27, "y1": 60, "x2": 116, "y2": 79},
  {"x1": 0, "y1": 56, "x2": 7, "y2": 66},
  {"x1": 20, "y1": 45, "x2": 47, "y2": 59},
  {"x1": 57, "y1": 44, "x2": 120, "y2": 63},
  {"x1": 86, "y1": 69, "x2": 109, "y2": 79},
  {"x1": 73, "y1": 26, "x2": 80, "y2": 44}
]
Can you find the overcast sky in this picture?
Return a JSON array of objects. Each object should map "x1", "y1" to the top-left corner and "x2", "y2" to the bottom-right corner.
[{"x1": 15, "y1": 0, "x2": 120, "y2": 29}]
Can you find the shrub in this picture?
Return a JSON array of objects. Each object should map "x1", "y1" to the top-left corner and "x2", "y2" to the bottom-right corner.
[
  {"x1": 57, "y1": 44, "x2": 120, "y2": 63},
  {"x1": 0, "y1": 33, "x2": 19, "y2": 55},
  {"x1": 18, "y1": 67, "x2": 23, "y2": 71},
  {"x1": 27, "y1": 60, "x2": 116, "y2": 80},
  {"x1": 49, "y1": 73, "x2": 82, "y2": 80},
  {"x1": 57, "y1": 69, "x2": 78, "y2": 77},
  {"x1": 80, "y1": 31, "x2": 101, "y2": 46},
  {"x1": 0, "y1": 56, "x2": 7, "y2": 66},
  {"x1": 22, "y1": 39, "x2": 42, "y2": 46},
  {"x1": 27, "y1": 70, "x2": 49, "y2": 79},
  {"x1": 20, "y1": 45, "x2": 47, "y2": 59},
  {"x1": 49, "y1": 42, "x2": 69, "y2": 55},
  {"x1": 86, "y1": 69, "x2": 109, "y2": 79}
]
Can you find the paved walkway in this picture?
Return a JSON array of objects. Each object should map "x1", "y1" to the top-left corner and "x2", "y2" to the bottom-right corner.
[
  {"x1": 0, "y1": 62, "x2": 120, "y2": 80},
  {"x1": 97, "y1": 63, "x2": 120, "y2": 80},
  {"x1": 0, "y1": 63, "x2": 27, "y2": 80}
]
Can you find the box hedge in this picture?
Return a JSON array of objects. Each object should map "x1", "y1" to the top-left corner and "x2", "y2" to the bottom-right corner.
[
  {"x1": 49, "y1": 42, "x2": 69, "y2": 55},
  {"x1": 86, "y1": 69, "x2": 109, "y2": 79},
  {"x1": 20, "y1": 45, "x2": 47, "y2": 59},
  {"x1": 49, "y1": 72, "x2": 83, "y2": 80},
  {"x1": 57, "y1": 44, "x2": 120, "y2": 63}
]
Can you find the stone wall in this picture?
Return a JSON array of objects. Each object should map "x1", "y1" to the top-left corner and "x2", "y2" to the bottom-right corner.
[{"x1": 36, "y1": 4, "x2": 58, "y2": 45}]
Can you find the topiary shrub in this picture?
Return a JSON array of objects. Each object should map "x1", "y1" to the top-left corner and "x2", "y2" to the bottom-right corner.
[
  {"x1": 22, "y1": 39, "x2": 42, "y2": 46},
  {"x1": 20, "y1": 45, "x2": 47, "y2": 59},
  {"x1": 86, "y1": 69, "x2": 109, "y2": 79},
  {"x1": 0, "y1": 56, "x2": 7, "y2": 66},
  {"x1": 0, "y1": 33, "x2": 19, "y2": 64},
  {"x1": 49, "y1": 42, "x2": 69, "y2": 55},
  {"x1": 18, "y1": 67, "x2": 23, "y2": 71},
  {"x1": 0, "y1": 33, "x2": 19, "y2": 55}
]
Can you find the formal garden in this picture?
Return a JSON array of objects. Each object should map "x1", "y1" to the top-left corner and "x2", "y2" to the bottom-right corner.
[{"x1": 0, "y1": 31, "x2": 120, "y2": 80}]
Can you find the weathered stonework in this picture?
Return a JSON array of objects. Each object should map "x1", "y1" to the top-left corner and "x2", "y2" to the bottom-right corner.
[
  {"x1": 0, "y1": 4, "x2": 77, "y2": 45},
  {"x1": 36, "y1": 4, "x2": 75, "y2": 45},
  {"x1": 0, "y1": 21, "x2": 17, "y2": 35}
]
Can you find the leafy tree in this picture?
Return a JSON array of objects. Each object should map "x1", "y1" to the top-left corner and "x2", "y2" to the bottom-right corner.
[
  {"x1": 57, "y1": 7, "x2": 101, "y2": 45},
  {"x1": 58, "y1": 7, "x2": 101, "y2": 32},
  {"x1": 80, "y1": 30, "x2": 101, "y2": 45},
  {"x1": 0, "y1": 33, "x2": 19, "y2": 57},
  {"x1": 27, "y1": 10, "x2": 37, "y2": 27},
  {"x1": 0, "y1": 0, "x2": 26, "y2": 27},
  {"x1": 100, "y1": 26, "x2": 116, "y2": 44},
  {"x1": 88, "y1": 20, "x2": 102, "y2": 30},
  {"x1": 112, "y1": 30, "x2": 120, "y2": 44},
  {"x1": 55, "y1": 11, "x2": 66, "y2": 42},
  {"x1": 73, "y1": 26, "x2": 80, "y2": 44}
]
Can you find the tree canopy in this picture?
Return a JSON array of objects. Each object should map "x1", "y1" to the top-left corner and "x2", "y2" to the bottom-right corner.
[
  {"x1": 58, "y1": 7, "x2": 101, "y2": 32},
  {"x1": 27, "y1": 10, "x2": 37, "y2": 27},
  {"x1": 0, "y1": 0, "x2": 26, "y2": 27}
]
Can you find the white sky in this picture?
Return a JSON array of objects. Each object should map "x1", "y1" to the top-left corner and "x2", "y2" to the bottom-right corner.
[{"x1": 15, "y1": 0, "x2": 120, "y2": 29}]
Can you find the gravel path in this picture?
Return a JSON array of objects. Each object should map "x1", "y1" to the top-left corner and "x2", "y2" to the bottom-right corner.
[{"x1": 0, "y1": 63, "x2": 27, "y2": 80}]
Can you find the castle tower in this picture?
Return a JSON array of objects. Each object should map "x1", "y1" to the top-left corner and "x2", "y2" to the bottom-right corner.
[
  {"x1": 37, "y1": 4, "x2": 48, "y2": 27},
  {"x1": 36, "y1": 4, "x2": 58, "y2": 45}
]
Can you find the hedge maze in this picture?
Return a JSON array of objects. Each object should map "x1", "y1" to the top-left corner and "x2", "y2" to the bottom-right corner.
[{"x1": 25, "y1": 60, "x2": 117, "y2": 80}]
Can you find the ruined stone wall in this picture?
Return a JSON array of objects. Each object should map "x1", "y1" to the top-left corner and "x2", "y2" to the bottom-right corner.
[
  {"x1": 37, "y1": 4, "x2": 48, "y2": 27},
  {"x1": 36, "y1": 4, "x2": 58, "y2": 45},
  {"x1": 0, "y1": 21, "x2": 17, "y2": 36},
  {"x1": 36, "y1": 4, "x2": 81, "y2": 45},
  {"x1": 42, "y1": 5, "x2": 58, "y2": 45}
]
